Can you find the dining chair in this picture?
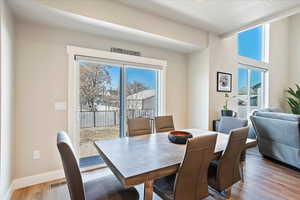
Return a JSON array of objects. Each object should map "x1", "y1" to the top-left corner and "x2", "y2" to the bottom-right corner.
[
  {"x1": 154, "y1": 115, "x2": 175, "y2": 133},
  {"x1": 127, "y1": 117, "x2": 152, "y2": 136},
  {"x1": 218, "y1": 116, "x2": 248, "y2": 134},
  {"x1": 217, "y1": 116, "x2": 248, "y2": 182},
  {"x1": 57, "y1": 131, "x2": 139, "y2": 200},
  {"x1": 208, "y1": 127, "x2": 248, "y2": 198},
  {"x1": 153, "y1": 134, "x2": 218, "y2": 200}
]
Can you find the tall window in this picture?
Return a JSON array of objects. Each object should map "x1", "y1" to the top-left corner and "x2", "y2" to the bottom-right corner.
[{"x1": 237, "y1": 25, "x2": 269, "y2": 119}]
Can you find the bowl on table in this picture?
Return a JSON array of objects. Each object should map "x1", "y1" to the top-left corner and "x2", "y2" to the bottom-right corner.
[{"x1": 168, "y1": 130, "x2": 193, "y2": 144}]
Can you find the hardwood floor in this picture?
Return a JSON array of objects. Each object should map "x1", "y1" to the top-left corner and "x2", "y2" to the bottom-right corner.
[{"x1": 11, "y1": 148, "x2": 300, "y2": 200}]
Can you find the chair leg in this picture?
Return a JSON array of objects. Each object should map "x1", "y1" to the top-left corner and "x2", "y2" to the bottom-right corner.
[{"x1": 239, "y1": 161, "x2": 244, "y2": 183}]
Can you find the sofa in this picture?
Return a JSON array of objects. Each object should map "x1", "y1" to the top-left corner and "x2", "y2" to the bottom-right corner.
[{"x1": 250, "y1": 109, "x2": 300, "y2": 169}]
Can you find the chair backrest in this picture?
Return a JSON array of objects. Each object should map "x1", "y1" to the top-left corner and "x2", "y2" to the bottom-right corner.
[
  {"x1": 218, "y1": 116, "x2": 248, "y2": 134},
  {"x1": 57, "y1": 131, "x2": 85, "y2": 200},
  {"x1": 127, "y1": 117, "x2": 152, "y2": 136},
  {"x1": 174, "y1": 134, "x2": 217, "y2": 200},
  {"x1": 154, "y1": 115, "x2": 175, "y2": 133},
  {"x1": 217, "y1": 127, "x2": 249, "y2": 191}
]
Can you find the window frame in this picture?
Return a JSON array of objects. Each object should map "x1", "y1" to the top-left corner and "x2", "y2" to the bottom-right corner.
[
  {"x1": 67, "y1": 46, "x2": 167, "y2": 167},
  {"x1": 237, "y1": 24, "x2": 270, "y2": 119}
]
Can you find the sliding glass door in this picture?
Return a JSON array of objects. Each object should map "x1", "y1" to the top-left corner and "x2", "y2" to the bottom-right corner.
[
  {"x1": 79, "y1": 61, "x2": 121, "y2": 167},
  {"x1": 126, "y1": 66, "x2": 158, "y2": 119},
  {"x1": 78, "y1": 60, "x2": 161, "y2": 167}
]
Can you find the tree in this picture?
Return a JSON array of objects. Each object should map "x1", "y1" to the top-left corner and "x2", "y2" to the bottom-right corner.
[
  {"x1": 127, "y1": 81, "x2": 148, "y2": 96},
  {"x1": 80, "y1": 62, "x2": 112, "y2": 111}
]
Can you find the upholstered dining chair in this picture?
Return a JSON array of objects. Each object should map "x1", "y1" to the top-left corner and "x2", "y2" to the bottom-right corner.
[
  {"x1": 208, "y1": 127, "x2": 249, "y2": 198},
  {"x1": 218, "y1": 116, "x2": 248, "y2": 134},
  {"x1": 154, "y1": 115, "x2": 175, "y2": 133},
  {"x1": 217, "y1": 116, "x2": 248, "y2": 182},
  {"x1": 127, "y1": 117, "x2": 152, "y2": 137},
  {"x1": 57, "y1": 131, "x2": 139, "y2": 200},
  {"x1": 153, "y1": 134, "x2": 218, "y2": 200}
]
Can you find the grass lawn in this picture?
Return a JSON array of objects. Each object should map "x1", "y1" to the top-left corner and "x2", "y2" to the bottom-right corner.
[{"x1": 80, "y1": 126, "x2": 119, "y2": 158}]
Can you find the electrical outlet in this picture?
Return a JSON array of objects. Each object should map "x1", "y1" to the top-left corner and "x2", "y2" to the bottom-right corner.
[{"x1": 33, "y1": 150, "x2": 40, "y2": 160}]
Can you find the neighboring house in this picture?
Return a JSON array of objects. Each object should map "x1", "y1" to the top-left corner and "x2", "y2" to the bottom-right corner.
[{"x1": 126, "y1": 90, "x2": 156, "y2": 110}]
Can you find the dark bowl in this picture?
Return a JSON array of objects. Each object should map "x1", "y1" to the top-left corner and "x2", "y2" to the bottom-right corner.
[{"x1": 168, "y1": 131, "x2": 193, "y2": 144}]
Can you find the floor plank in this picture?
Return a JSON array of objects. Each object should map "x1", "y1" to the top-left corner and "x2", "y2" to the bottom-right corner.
[{"x1": 11, "y1": 148, "x2": 300, "y2": 200}]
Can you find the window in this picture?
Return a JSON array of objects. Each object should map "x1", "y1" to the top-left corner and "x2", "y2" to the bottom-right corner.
[
  {"x1": 237, "y1": 25, "x2": 269, "y2": 119},
  {"x1": 238, "y1": 26, "x2": 263, "y2": 61},
  {"x1": 237, "y1": 67, "x2": 266, "y2": 119}
]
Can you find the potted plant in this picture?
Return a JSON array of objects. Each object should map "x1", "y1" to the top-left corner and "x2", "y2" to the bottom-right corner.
[
  {"x1": 221, "y1": 93, "x2": 237, "y2": 117},
  {"x1": 287, "y1": 84, "x2": 300, "y2": 115}
]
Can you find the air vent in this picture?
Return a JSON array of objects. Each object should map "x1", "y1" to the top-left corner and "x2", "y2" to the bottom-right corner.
[{"x1": 111, "y1": 48, "x2": 141, "y2": 56}]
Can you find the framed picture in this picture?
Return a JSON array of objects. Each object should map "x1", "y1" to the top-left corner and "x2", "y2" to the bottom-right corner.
[{"x1": 217, "y1": 72, "x2": 232, "y2": 92}]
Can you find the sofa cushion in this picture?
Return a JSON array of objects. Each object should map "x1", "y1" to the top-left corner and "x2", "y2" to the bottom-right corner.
[
  {"x1": 254, "y1": 111, "x2": 300, "y2": 123},
  {"x1": 258, "y1": 107, "x2": 283, "y2": 113}
]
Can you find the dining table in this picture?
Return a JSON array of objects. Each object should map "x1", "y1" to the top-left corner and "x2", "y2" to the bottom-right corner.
[{"x1": 94, "y1": 129, "x2": 257, "y2": 200}]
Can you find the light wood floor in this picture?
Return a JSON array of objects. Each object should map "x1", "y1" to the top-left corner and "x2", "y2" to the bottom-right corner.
[{"x1": 11, "y1": 148, "x2": 300, "y2": 200}]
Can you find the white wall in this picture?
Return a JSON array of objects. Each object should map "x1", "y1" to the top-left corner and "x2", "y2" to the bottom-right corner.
[
  {"x1": 187, "y1": 49, "x2": 210, "y2": 129},
  {"x1": 0, "y1": 0, "x2": 15, "y2": 198},
  {"x1": 269, "y1": 18, "x2": 289, "y2": 110},
  {"x1": 14, "y1": 21, "x2": 188, "y2": 179},
  {"x1": 208, "y1": 34, "x2": 239, "y2": 125},
  {"x1": 288, "y1": 13, "x2": 300, "y2": 90}
]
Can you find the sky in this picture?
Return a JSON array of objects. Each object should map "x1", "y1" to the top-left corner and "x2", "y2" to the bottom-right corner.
[
  {"x1": 106, "y1": 66, "x2": 156, "y2": 89},
  {"x1": 238, "y1": 26, "x2": 263, "y2": 89}
]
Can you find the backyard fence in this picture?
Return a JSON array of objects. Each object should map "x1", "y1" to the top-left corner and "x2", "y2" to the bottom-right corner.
[{"x1": 80, "y1": 109, "x2": 155, "y2": 128}]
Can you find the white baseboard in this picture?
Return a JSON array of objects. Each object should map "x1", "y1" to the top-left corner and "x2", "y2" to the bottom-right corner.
[
  {"x1": 11, "y1": 170, "x2": 65, "y2": 191},
  {"x1": 7, "y1": 166, "x2": 108, "y2": 198}
]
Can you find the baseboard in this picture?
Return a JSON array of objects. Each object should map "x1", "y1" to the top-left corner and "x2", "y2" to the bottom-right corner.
[
  {"x1": 8, "y1": 166, "x2": 108, "y2": 196},
  {"x1": 11, "y1": 170, "x2": 65, "y2": 191}
]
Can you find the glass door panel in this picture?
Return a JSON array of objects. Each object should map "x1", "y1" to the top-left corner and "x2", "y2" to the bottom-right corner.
[
  {"x1": 125, "y1": 67, "x2": 158, "y2": 120},
  {"x1": 237, "y1": 68, "x2": 249, "y2": 118},
  {"x1": 79, "y1": 61, "x2": 121, "y2": 167},
  {"x1": 237, "y1": 66, "x2": 265, "y2": 119},
  {"x1": 250, "y1": 70, "x2": 263, "y2": 113}
]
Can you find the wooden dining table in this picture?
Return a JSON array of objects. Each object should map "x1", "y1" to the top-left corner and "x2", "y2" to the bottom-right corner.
[{"x1": 94, "y1": 129, "x2": 257, "y2": 200}]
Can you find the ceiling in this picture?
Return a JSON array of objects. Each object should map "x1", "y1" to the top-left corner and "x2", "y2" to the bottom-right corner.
[
  {"x1": 8, "y1": 0, "x2": 202, "y2": 53},
  {"x1": 117, "y1": 0, "x2": 300, "y2": 35},
  {"x1": 8, "y1": 0, "x2": 300, "y2": 53}
]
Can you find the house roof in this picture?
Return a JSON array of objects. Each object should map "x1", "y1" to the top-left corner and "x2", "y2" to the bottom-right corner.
[{"x1": 127, "y1": 90, "x2": 156, "y2": 100}]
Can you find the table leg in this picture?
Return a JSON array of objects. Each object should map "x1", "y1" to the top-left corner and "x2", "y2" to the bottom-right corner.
[{"x1": 144, "y1": 180, "x2": 154, "y2": 200}]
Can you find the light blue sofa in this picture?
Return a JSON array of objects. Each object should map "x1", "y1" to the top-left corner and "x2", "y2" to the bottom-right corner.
[{"x1": 250, "y1": 109, "x2": 300, "y2": 169}]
